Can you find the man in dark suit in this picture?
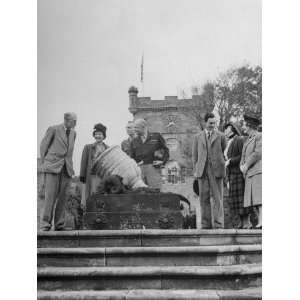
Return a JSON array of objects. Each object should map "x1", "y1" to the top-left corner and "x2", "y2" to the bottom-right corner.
[
  {"x1": 40, "y1": 112, "x2": 77, "y2": 231},
  {"x1": 192, "y1": 112, "x2": 227, "y2": 229},
  {"x1": 130, "y1": 118, "x2": 169, "y2": 189}
]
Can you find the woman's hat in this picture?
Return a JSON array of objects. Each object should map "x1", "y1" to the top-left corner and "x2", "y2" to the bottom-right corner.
[
  {"x1": 93, "y1": 123, "x2": 107, "y2": 139},
  {"x1": 243, "y1": 113, "x2": 261, "y2": 128},
  {"x1": 224, "y1": 122, "x2": 242, "y2": 136}
]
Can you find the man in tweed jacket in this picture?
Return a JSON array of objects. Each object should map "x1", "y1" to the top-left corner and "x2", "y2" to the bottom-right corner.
[
  {"x1": 192, "y1": 113, "x2": 227, "y2": 229},
  {"x1": 40, "y1": 112, "x2": 77, "y2": 231}
]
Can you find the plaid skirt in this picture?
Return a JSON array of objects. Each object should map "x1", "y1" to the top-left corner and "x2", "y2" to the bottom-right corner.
[{"x1": 228, "y1": 172, "x2": 245, "y2": 214}]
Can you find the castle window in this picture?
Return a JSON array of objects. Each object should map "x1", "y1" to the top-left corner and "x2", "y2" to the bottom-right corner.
[{"x1": 164, "y1": 161, "x2": 186, "y2": 184}]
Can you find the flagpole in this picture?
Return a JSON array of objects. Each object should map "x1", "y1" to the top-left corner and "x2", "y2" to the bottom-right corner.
[{"x1": 141, "y1": 52, "x2": 144, "y2": 97}]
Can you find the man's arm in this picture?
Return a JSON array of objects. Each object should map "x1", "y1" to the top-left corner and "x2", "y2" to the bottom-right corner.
[
  {"x1": 40, "y1": 126, "x2": 55, "y2": 162},
  {"x1": 158, "y1": 134, "x2": 169, "y2": 164},
  {"x1": 79, "y1": 145, "x2": 89, "y2": 183},
  {"x1": 192, "y1": 135, "x2": 198, "y2": 169},
  {"x1": 245, "y1": 133, "x2": 262, "y2": 169},
  {"x1": 221, "y1": 133, "x2": 227, "y2": 153},
  {"x1": 129, "y1": 139, "x2": 136, "y2": 161}
]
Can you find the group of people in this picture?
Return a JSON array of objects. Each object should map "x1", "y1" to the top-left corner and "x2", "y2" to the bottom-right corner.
[
  {"x1": 192, "y1": 112, "x2": 262, "y2": 230},
  {"x1": 39, "y1": 114, "x2": 169, "y2": 231},
  {"x1": 79, "y1": 118, "x2": 169, "y2": 203},
  {"x1": 39, "y1": 111, "x2": 262, "y2": 231}
]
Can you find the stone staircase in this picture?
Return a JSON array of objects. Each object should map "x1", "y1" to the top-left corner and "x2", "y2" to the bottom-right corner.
[{"x1": 37, "y1": 229, "x2": 262, "y2": 299}]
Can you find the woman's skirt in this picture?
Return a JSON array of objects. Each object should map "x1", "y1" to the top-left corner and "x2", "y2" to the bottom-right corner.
[
  {"x1": 228, "y1": 172, "x2": 245, "y2": 215},
  {"x1": 244, "y1": 173, "x2": 262, "y2": 208}
]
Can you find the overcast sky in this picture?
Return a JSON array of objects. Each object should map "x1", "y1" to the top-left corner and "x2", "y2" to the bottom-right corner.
[{"x1": 38, "y1": 0, "x2": 261, "y2": 173}]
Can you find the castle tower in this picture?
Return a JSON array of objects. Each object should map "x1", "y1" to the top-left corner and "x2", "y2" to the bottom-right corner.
[{"x1": 128, "y1": 86, "x2": 214, "y2": 171}]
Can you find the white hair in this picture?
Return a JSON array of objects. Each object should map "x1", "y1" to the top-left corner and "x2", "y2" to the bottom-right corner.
[
  {"x1": 134, "y1": 118, "x2": 147, "y2": 128},
  {"x1": 64, "y1": 112, "x2": 77, "y2": 120}
]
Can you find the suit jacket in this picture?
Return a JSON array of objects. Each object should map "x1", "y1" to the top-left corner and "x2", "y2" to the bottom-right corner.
[
  {"x1": 40, "y1": 124, "x2": 76, "y2": 176},
  {"x1": 240, "y1": 132, "x2": 262, "y2": 177},
  {"x1": 226, "y1": 135, "x2": 245, "y2": 174},
  {"x1": 192, "y1": 130, "x2": 227, "y2": 178}
]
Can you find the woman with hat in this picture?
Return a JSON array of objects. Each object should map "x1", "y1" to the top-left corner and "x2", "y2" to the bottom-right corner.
[
  {"x1": 224, "y1": 122, "x2": 246, "y2": 228},
  {"x1": 240, "y1": 114, "x2": 262, "y2": 229},
  {"x1": 79, "y1": 123, "x2": 109, "y2": 205}
]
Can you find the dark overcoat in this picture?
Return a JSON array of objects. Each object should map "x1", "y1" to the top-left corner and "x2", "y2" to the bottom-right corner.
[
  {"x1": 80, "y1": 142, "x2": 108, "y2": 201},
  {"x1": 226, "y1": 135, "x2": 245, "y2": 213}
]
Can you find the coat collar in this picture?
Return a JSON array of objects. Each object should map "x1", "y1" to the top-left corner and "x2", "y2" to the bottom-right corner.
[
  {"x1": 243, "y1": 132, "x2": 257, "y2": 149},
  {"x1": 200, "y1": 130, "x2": 218, "y2": 146},
  {"x1": 210, "y1": 130, "x2": 218, "y2": 145},
  {"x1": 59, "y1": 124, "x2": 68, "y2": 146}
]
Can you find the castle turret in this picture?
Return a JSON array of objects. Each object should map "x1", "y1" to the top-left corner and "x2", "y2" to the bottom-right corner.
[{"x1": 128, "y1": 86, "x2": 138, "y2": 114}]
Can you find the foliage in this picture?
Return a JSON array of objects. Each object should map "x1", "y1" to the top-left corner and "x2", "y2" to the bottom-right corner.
[
  {"x1": 214, "y1": 65, "x2": 262, "y2": 129},
  {"x1": 185, "y1": 64, "x2": 262, "y2": 130}
]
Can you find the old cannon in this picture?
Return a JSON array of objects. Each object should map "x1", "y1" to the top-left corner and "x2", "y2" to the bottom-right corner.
[{"x1": 83, "y1": 145, "x2": 191, "y2": 229}]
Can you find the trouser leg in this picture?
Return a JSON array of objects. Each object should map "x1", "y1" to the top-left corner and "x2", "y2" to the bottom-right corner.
[
  {"x1": 41, "y1": 173, "x2": 60, "y2": 230},
  {"x1": 198, "y1": 177, "x2": 212, "y2": 229},
  {"x1": 207, "y1": 168, "x2": 224, "y2": 229},
  {"x1": 54, "y1": 169, "x2": 71, "y2": 230}
]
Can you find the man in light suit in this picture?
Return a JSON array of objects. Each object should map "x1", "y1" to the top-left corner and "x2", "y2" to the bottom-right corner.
[
  {"x1": 40, "y1": 112, "x2": 77, "y2": 231},
  {"x1": 192, "y1": 112, "x2": 227, "y2": 229}
]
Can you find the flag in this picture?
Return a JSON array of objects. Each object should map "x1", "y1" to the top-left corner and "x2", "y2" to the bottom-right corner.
[{"x1": 140, "y1": 54, "x2": 144, "y2": 83}]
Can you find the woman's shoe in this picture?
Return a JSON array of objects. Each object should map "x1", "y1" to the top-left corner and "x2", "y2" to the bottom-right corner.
[
  {"x1": 255, "y1": 224, "x2": 262, "y2": 229},
  {"x1": 237, "y1": 223, "x2": 244, "y2": 229},
  {"x1": 242, "y1": 224, "x2": 253, "y2": 229}
]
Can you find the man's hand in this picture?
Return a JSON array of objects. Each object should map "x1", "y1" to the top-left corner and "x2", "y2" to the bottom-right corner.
[
  {"x1": 137, "y1": 160, "x2": 144, "y2": 166},
  {"x1": 153, "y1": 160, "x2": 163, "y2": 168}
]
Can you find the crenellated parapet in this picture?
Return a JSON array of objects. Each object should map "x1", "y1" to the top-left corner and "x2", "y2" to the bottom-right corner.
[{"x1": 128, "y1": 86, "x2": 210, "y2": 115}]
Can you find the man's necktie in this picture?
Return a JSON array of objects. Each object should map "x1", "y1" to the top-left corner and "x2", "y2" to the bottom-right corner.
[
  {"x1": 66, "y1": 129, "x2": 70, "y2": 144},
  {"x1": 207, "y1": 131, "x2": 211, "y2": 141}
]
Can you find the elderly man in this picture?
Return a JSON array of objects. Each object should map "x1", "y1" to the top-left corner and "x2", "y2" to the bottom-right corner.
[
  {"x1": 192, "y1": 112, "x2": 227, "y2": 229},
  {"x1": 40, "y1": 112, "x2": 77, "y2": 231},
  {"x1": 130, "y1": 118, "x2": 169, "y2": 189},
  {"x1": 121, "y1": 121, "x2": 135, "y2": 156}
]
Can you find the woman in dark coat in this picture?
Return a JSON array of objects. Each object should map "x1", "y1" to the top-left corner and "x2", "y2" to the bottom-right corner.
[
  {"x1": 224, "y1": 122, "x2": 246, "y2": 228},
  {"x1": 79, "y1": 123, "x2": 109, "y2": 205}
]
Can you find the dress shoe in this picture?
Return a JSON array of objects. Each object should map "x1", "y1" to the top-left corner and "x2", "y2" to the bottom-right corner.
[
  {"x1": 237, "y1": 223, "x2": 244, "y2": 229},
  {"x1": 242, "y1": 224, "x2": 253, "y2": 229},
  {"x1": 54, "y1": 227, "x2": 67, "y2": 231},
  {"x1": 40, "y1": 227, "x2": 51, "y2": 232}
]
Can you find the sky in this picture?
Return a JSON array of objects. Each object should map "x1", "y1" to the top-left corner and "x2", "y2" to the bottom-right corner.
[{"x1": 38, "y1": 0, "x2": 261, "y2": 174}]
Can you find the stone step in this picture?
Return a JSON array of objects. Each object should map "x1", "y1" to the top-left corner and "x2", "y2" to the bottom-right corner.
[
  {"x1": 37, "y1": 264, "x2": 261, "y2": 291},
  {"x1": 37, "y1": 288, "x2": 262, "y2": 299},
  {"x1": 38, "y1": 229, "x2": 262, "y2": 248},
  {"x1": 38, "y1": 244, "x2": 261, "y2": 267}
]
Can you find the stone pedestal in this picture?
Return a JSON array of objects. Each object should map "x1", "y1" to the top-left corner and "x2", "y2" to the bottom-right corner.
[{"x1": 84, "y1": 193, "x2": 184, "y2": 230}]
